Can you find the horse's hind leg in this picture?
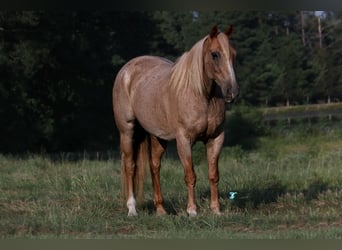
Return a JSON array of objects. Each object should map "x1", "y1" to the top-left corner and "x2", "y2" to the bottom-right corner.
[
  {"x1": 150, "y1": 136, "x2": 167, "y2": 215},
  {"x1": 120, "y1": 131, "x2": 138, "y2": 216}
]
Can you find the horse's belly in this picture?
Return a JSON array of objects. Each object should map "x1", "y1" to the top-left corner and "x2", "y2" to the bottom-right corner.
[
  {"x1": 136, "y1": 115, "x2": 175, "y2": 140},
  {"x1": 132, "y1": 95, "x2": 175, "y2": 140}
]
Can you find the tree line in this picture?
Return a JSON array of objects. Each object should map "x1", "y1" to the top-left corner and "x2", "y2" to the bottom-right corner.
[{"x1": 1, "y1": 11, "x2": 341, "y2": 153}]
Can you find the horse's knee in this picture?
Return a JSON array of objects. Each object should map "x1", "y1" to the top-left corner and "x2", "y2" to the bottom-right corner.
[
  {"x1": 208, "y1": 174, "x2": 219, "y2": 184},
  {"x1": 184, "y1": 171, "x2": 196, "y2": 186}
]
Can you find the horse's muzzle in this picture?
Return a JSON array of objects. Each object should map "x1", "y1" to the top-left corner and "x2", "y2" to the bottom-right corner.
[{"x1": 225, "y1": 87, "x2": 239, "y2": 103}]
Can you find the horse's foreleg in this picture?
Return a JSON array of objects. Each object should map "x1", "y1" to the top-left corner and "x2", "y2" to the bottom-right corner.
[
  {"x1": 205, "y1": 132, "x2": 224, "y2": 215},
  {"x1": 120, "y1": 133, "x2": 138, "y2": 216},
  {"x1": 176, "y1": 133, "x2": 197, "y2": 217},
  {"x1": 150, "y1": 136, "x2": 167, "y2": 216}
]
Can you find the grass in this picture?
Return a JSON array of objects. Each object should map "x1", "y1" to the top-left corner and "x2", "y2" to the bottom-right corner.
[
  {"x1": 261, "y1": 102, "x2": 342, "y2": 116},
  {"x1": 1, "y1": 127, "x2": 342, "y2": 238}
]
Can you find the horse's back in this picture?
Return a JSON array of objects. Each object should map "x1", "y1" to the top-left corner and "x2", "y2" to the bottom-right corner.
[{"x1": 113, "y1": 55, "x2": 172, "y2": 94}]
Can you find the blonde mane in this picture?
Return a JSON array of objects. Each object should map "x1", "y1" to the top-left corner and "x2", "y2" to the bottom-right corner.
[{"x1": 169, "y1": 36, "x2": 209, "y2": 96}]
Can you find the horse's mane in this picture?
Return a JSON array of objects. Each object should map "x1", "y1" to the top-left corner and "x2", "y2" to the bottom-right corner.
[{"x1": 169, "y1": 36, "x2": 209, "y2": 96}]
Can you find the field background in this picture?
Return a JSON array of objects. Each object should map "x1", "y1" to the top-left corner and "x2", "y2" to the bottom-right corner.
[
  {"x1": 1, "y1": 105, "x2": 342, "y2": 239},
  {"x1": 2, "y1": 11, "x2": 342, "y2": 240}
]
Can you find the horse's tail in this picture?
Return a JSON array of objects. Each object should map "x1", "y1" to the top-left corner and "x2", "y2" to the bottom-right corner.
[
  {"x1": 134, "y1": 132, "x2": 150, "y2": 205},
  {"x1": 120, "y1": 130, "x2": 150, "y2": 206}
]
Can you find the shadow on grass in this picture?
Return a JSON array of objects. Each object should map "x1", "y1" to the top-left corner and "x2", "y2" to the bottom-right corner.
[
  {"x1": 303, "y1": 179, "x2": 328, "y2": 201},
  {"x1": 142, "y1": 200, "x2": 179, "y2": 215},
  {"x1": 226, "y1": 178, "x2": 330, "y2": 209},
  {"x1": 227, "y1": 182, "x2": 286, "y2": 209},
  {"x1": 141, "y1": 178, "x2": 329, "y2": 214}
]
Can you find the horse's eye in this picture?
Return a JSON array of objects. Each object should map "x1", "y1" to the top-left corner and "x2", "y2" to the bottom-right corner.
[{"x1": 211, "y1": 51, "x2": 220, "y2": 60}]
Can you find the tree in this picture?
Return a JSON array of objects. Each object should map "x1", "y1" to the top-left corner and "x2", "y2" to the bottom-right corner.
[
  {"x1": 0, "y1": 11, "x2": 161, "y2": 153},
  {"x1": 1, "y1": 11, "x2": 342, "y2": 153}
]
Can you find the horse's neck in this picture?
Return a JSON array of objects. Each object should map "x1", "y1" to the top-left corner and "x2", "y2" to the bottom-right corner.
[
  {"x1": 207, "y1": 81, "x2": 227, "y2": 108},
  {"x1": 206, "y1": 80, "x2": 220, "y2": 99},
  {"x1": 200, "y1": 74, "x2": 215, "y2": 99}
]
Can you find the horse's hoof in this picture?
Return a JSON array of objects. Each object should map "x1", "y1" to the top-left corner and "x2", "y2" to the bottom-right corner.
[
  {"x1": 127, "y1": 211, "x2": 138, "y2": 217},
  {"x1": 211, "y1": 207, "x2": 222, "y2": 216},
  {"x1": 187, "y1": 209, "x2": 197, "y2": 217},
  {"x1": 213, "y1": 210, "x2": 222, "y2": 216},
  {"x1": 156, "y1": 207, "x2": 167, "y2": 216},
  {"x1": 127, "y1": 208, "x2": 138, "y2": 217}
]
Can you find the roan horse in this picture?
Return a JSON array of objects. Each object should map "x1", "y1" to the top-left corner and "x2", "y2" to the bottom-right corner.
[{"x1": 113, "y1": 25, "x2": 238, "y2": 217}]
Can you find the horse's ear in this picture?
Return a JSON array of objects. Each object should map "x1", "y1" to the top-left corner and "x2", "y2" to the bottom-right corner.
[
  {"x1": 209, "y1": 25, "x2": 219, "y2": 38},
  {"x1": 225, "y1": 25, "x2": 233, "y2": 37}
]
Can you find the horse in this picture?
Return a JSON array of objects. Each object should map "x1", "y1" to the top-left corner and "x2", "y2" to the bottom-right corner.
[{"x1": 112, "y1": 25, "x2": 238, "y2": 217}]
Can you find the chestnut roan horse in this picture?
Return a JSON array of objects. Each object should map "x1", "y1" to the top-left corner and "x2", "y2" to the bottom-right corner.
[{"x1": 113, "y1": 25, "x2": 238, "y2": 217}]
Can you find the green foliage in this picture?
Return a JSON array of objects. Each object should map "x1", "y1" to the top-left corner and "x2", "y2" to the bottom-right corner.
[
  {"x1": 1, "y1": 11, "x2": 342, "y2": 153},
  {"x1": 0, "y1": 11, "x2": 160, "y2": 153},
  {"x1": 224, "y1": 105, "x2": 265, "y2": 149}
]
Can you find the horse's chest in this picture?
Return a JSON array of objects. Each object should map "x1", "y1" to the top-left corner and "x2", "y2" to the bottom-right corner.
[
  {"x1": 179, "y1": 99, "x2": 225, "y2": 139},
  {"x1": 205, "y1": 111, "x2": 225, "y2": 136},
  {"x1": 186, "y1": 111, "x2": 224, "y2": 140}
]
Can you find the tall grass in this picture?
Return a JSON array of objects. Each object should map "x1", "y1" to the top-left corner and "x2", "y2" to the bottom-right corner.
[{"x1": 1, "y1": 115, "x2": 342, "y2": 238}]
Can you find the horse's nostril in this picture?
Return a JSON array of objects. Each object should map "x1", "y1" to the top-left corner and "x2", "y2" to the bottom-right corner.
[
  {"x1": 233, "y1": 91, "x2": 239, "y2": 99},
  {"x1": 225, "y1": 87, "x2": 239, "y2": 103},
  {"x1": 232, "y1": 86, "x2": 239, "y2": 99}
]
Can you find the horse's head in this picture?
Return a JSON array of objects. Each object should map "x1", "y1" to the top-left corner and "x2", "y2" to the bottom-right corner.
[{"x1": 204, "y1": 25, "x2": 239, "y2": 103}]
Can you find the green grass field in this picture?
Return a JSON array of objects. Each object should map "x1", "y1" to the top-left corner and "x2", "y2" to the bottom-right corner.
[
  {"x1": 261, "y1": 102, "x2": 342, "y2": 117},
  {"x1": 1, "y1": 123, "x2": 342, "y2": 238}
]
